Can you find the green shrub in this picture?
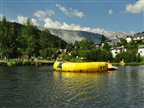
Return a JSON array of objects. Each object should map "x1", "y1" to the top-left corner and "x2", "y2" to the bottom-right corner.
[
  {"x1": 22, "y1": 60, "x2": 31, "y2": 66},
  {"x1": 15, "y1": 60, "x2": 22, "y2": 66},
  {"x1": 7, "y1": 62, "x2": 13, "y2": 66}
]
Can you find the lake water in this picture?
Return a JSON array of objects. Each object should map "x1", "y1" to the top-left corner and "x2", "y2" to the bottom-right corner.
[{"x1": 0, "y1": 65, "x2": 144, "y2": 108}]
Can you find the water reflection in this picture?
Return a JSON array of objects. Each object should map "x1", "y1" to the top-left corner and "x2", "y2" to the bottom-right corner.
[
  {"x1": 1, "y1": 66, "x2": 144, "y2": 108},
  {"x1": 53, "y1": 71, "x2": 109, "y2": 107},
  {"x1": 102, "y1": 66, "x2": 144, "y2": 108}
]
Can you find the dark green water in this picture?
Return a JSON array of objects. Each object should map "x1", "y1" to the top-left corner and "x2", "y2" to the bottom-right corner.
[{"x1": 0, "y1": 65, "x2": 144, "y2": 108}]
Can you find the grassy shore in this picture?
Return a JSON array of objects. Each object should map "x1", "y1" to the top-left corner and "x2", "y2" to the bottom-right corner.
[
  {"x1": 0, "y1": 59, "x2": 54, "y2": 66},
  {"x1": 1, "y1": 59, "x2": 144, "y2": 66}
]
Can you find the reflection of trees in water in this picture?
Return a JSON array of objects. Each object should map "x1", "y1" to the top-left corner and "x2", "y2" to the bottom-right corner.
[{"x1": 52, "y1": 71, "x2": 109, "y2": 107}]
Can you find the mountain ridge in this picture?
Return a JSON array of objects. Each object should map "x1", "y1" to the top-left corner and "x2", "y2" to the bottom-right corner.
[{"x1": 38, "y1": 27, "x2": 127, "y2": 43}]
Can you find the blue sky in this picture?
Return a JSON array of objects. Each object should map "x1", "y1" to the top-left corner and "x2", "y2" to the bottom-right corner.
[{"x1": 0, "y1": 0, "x2": 144, "y2": 35}]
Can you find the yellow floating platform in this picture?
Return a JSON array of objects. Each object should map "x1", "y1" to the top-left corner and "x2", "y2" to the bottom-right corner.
[
  {"x1": 108, "y1": 63, "x2": 118, "y2": 70},
  {"x1": 53, "y1": 61, "x2": 109, "y2": 72}
]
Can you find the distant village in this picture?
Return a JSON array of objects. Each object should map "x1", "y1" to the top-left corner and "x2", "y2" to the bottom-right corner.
[
  {"x1": 59, "y1": 31, "x2": 144, "y2": 59},
  {"x1": 104, "y1": 31, "x2": 144, "y2": 58}
]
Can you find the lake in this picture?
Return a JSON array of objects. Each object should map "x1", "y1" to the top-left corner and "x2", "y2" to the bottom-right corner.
[{"x1": 0, "y1": 65, "x2": 144, "y2": 108}]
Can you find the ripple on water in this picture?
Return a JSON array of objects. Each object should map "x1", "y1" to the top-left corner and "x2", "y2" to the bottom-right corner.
[{"x1": 1, "y1": 66, "x2": 144, "y2": 108}]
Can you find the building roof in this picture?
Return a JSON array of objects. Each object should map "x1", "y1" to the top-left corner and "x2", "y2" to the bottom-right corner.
[
  {"x1": 105, "y1": 39, "x2": 121, "y2": 46},
  {"x1": 138, "y1": 45, "x2": 144, "y2": 48},
  {"x1": 133, "y1": 32, "x2": 144, "y2": 37}
]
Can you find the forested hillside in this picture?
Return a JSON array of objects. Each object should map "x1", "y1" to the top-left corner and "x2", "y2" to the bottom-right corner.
[{"x1": 0, "y1": 17, "x2": 68, "y2": 59}]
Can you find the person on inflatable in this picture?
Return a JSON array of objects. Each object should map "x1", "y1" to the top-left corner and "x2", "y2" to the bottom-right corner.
[{"x1": 120, "y1": 59, "x2": 124, "y2": 66}]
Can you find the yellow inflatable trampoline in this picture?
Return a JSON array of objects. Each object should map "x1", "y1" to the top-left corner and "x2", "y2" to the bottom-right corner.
[{"x1": 53, "y1": 61, "x2": 108, "y2": 72}]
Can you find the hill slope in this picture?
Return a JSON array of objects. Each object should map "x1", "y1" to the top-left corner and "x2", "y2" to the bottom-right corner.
[
  {"x1": 38, "y1": 27, "x2": 127, "y2": 43},
  {"x1": 39, "y1": 27, "x2": 102, "y2": 43}
]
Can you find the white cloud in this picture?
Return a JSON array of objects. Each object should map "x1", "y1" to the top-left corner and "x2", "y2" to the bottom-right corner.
[
  {"x1": 56, "y1": 4, "x2": 84, "y2": 18},
  {"x1": 34, "y1": 10, "x2": 55, "y2": 20},
  {"x1": 61, "y1": 22, "x2": 82, "y2": 30},
  {"x1": 125, "y1": 0, "x2": 144, "y2": 13},
  {"x1": 34, "y1": 11, "x2": 46, "y2": 20},
  {"x1": 56, "y1": 4, "x2": 69, "y2": 15},
  {"x1": 108, "y1": 9, "x2": 113, "y2": 14},
  {"x1": 46, "y1": 10, "x2": 55, "y2": 16},
  {"x1": 11, "y1": 15, "x2": 39, "y2": 26},
  {"x1": 129, "y1": 31, "x2": 135, "y2": 35},
  {"x1": 71, "y1": 10, "x2": 85, "y2": 18},
  {"x1": 0, "y1": 14, "x2": 3, "y2": 19},
  {"x1": 44, "y1": 17, "x2": 112, "y2": 36},
  {"x1": 31, "y1": 18, "x2": 39, "y2": 26},
  {"x1": 44, "y1": 17, "x2": 90, "y2": 31},
  {"x1": 44, "y1": 18, "x2": 62, "y2": 28},
  {"x1": 17, "y1": 15, "x2": 28, "y2": 24},
  {"x1": 61, "y1": 22, "x2": 72, "y2": 29}
]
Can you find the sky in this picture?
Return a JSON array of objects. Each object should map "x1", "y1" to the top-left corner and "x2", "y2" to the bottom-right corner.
[{"x1": 0, "y1": 0, "x2": 144, "y2": 35}]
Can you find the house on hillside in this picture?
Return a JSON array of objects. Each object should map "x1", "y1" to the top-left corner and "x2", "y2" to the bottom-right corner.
[
  {"x1": 124, "y1": 32, "x2": 144, "y2": 43},
  {"x1": 124, "y1": 35, "x2": 133, "y2": 43},
  {"x1": 59, "y1": 49, "x2": 66, "y2": 53},
  {"x1": 109, "y1": 46, "x2": 126, "y2": 58},
  {"x1": 103, "y1": 39, "x2": 121, "y2": 46},
  {"x1": 94, "y1": 42, "x2": 101, "y2": 48},
  {"x1": 137, "y1": 45, "x2": 144, "y2": 57},
  {"x1": 133, "y1": 32, "x2": 144, "y2": 42}
]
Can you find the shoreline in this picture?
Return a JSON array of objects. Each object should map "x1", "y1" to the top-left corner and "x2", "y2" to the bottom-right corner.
[
  {"x1": 112, "y1": 62, "x2": 144, "y2": 66},
  {"x1": 0, "y1": 60, "x2": 54, "y2": 66},
  {"x1": 0, "y1": 60, "x2": 144, "y2": 66}
]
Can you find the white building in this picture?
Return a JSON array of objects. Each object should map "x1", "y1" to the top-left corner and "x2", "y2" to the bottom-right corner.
[
  {"x1": 133, "y1": 32, "x2": 144, "y2": 41},
  {"x1": 124, "y1": 32, "x2": 144, "y2": 43},
  {"x1": 59, "y1": 49, "x2": 66, "y2": 53},
  {"x1": 137, "y1": 45, "x2": 144, "y2": 57},
  {"x1": 109, "y1": 46, "x2": 127, "y2": 58},
  {"x1": 124, "y1": 35, "x2": 132, "y2": 43}
]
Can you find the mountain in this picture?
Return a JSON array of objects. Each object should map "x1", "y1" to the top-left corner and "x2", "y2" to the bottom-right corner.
[
  {"x1": 38, "y1": 27, "x2": 127, "y2": 43},
  {"x1": 93, "y1": 30, "x2": 127, "y2": 39},
  {"x1": 49, "y1": 28, "x2": 103, "y2": 44}
]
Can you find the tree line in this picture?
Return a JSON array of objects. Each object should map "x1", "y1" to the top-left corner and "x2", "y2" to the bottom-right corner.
[
  {"x1": 0, "y1": 16, "x2": 143, "y2": 63},
  {"x1": 0, "y1": 17, "x2": 68, "y2": 59}
]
